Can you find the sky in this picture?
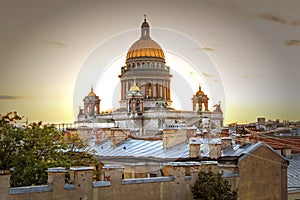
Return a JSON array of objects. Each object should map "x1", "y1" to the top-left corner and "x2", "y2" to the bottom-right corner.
[{"x1": 0, "y1": 0, "x2": 299, "y2": 124}]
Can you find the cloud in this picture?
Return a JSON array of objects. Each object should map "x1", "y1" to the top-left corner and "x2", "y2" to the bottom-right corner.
[
  {"x1": 0, "y1": 95, "x2": 21, "y2": 100},
  {"x1": 202, "y1": 72, "x2": 213, "y2": 78},
  {"x1": 259, "y1": 13, "x2": 287, "y2": 24},
  {"x1": 286, "y1": 40, "x2": 300, "y2": 46},
  {"x1": 259, "y1": 13, "x2": 300, "y2": 27},
  {"x1": 44, "y1": 40, "x2": 67, "y2": 47},
  {"x1": 291, "y1": 20, "x2": 300, "y2": 26},
  {"x1": 194, "y1": 47, "x2": 214, "y2": 51}
]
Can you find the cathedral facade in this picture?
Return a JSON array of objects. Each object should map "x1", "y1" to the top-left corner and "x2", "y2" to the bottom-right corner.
[{"x1": 77, "y1": 17, "x2": 223, "y2": 135}]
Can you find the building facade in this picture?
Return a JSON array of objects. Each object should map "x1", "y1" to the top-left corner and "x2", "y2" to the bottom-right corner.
[
  {"x1": 0, "y1": 141, "x2": 289, "y2": 200},
  {"x1": 77, "y1": 17, "x2": 224, "y2": 134}
]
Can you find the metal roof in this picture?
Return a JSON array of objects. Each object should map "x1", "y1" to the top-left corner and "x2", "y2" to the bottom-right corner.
[
  {"x1": 91, "y1": 138, "x2": 299, "y2": 190},
  {"x1": 222, "y1": 142, "x2": 262, "y2": 158},
  {"x1": 91, "y1": 138, "x2": 189, "y2": 159},
  {"x1": 90, "y1": 138, "x2": 268, "y2": 160},
  {"x1": 288, "y1": 154, "x2": 300, "y2": 189}
]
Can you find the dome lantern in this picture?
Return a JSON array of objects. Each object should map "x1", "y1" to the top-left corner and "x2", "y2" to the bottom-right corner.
[
  {"x1": 141, "y1": 14, "x2": 150, "y2": 39},
  {"x1": 126, "y1": 16, "x2": 165, "y2": 63}
]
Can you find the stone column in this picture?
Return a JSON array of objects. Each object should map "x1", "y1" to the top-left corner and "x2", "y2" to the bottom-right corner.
[
  {"x1": 121, "y1": 81, "x2": 123, "y2": 100},
  {"x1": 172, "y1": 165, "x2": 189, "y2": 200},
  {"x1": 167, "y1": 81, "x2": 170, "y2": 100},
  {"x1": 123, "y1": 81, "x2": 126, "y2": 100},
  {"x1": 142, "y1": 85, "x2": 146, "y2": 98},
  {"x1": 160, "y1": 82, "x2": 163, "y2": 98},
  {"x1": 0, "y1": 170, "x2": 10, "y2": 200},
  {"x1": 103, "y1": 164, "x2": 124, "y2": 186},
  {"x1": 125, "y1": 81, "x2": 128, "y2": 99},
  {"x1": 47, "y1": 167, "x2": 67, "y2": 199},
  {"x1": 162, "y1": 84, "x2": 165, "y2": 99},
  {"x1": 152, "y1": 83, "x2": 156, "y2": 98},
  {"x1": 102, "y1": 164, "x2": 125, "y2": 199},
  {"x1": 71, "y1": 166, "x2": 94, "y2": 200},
  {"x1": 192, "y1": 97, "x2": 196, "y2": 111},
  {"x1": 204, "y1": 102, "x2": 208, "y2": 111},
  {"x1": 156, "y1": 83, "x2": 159, "y2": 99},
  {"x1": 157, "y1": 83, "x2": 161, "y2": 98}
]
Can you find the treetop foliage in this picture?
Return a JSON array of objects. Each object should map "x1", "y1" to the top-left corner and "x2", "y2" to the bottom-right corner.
[
  {"x1": 191, "y1": 169, "x2": 238, "y2": 200},
  {"x1": 0, "y1": 112, "x2": 101, "y2": 187}
]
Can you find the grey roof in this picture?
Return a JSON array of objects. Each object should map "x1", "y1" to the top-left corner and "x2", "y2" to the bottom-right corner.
[
  {"x1": 92, "y1": 138, "x2": 299, "y2": 190},
  {"x1": 91, "y1": 138, "x2": 189, "y2": 159},
  {"x1": 288, "y1": 154, "x2": 300, "y2": 189},
  {"x1": 90, "y1": 138, "x2": 268, "y2": 160},
  {"x1": 222, "y1": 142, "x2": 262, "y2": 158}
]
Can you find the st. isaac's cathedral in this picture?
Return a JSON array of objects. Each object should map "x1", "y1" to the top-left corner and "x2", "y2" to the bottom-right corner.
[{"x1": 77, "y1": 17, "x2": 223, "y2": 135}]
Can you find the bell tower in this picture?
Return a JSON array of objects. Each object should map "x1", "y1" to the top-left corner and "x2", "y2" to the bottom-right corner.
[
  {"x1": 83, "y1": 86, "x2": 101, "y2": 117},
  {"x1": 192, "y1": 86, "x2": 209, "y2": 114}
]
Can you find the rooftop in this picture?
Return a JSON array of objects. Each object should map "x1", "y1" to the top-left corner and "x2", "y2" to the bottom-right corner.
[
  {"x1": 91, "y1": 137, "x2": 267, "y2": 161},
  {"x1": 288, "y1": 154, "x2": 300, "y2": 190}
]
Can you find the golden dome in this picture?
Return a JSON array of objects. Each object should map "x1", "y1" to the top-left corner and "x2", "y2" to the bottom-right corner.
[
  {"x1": 126, "y1": 16, "x2": 165, "y2": 61},
  {"x1": 88, "y1": 86, "x2": 96, "y2": 97},
  {"x1": 196, "y1": 86, "x2": 205, "y2": 96},
  {"x1": 126, "y1": 39, "x2": 165, "y2": 60}
]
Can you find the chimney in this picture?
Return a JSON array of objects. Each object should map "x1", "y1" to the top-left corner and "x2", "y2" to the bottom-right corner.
[
  {"x1": 94, "y1": 128, "x2": 111, "y2": 144},
  {"x1": 111, "y1": 128, "x2": 130, "y2": 146},
  {"x1": 209, "y1": 143, "x2": 222, "y2": 159},
  {"x1": 282, "y1": 148, "x2": 292, "y2": 158},
  {"x1": 163, "y1": 124, "x2": 187, "y2": 149},
  {"x1": 199, "y1": 138, "x2": 222, "y2": 159},
  {"x1": 221, "y1": 137, "x2": 232, "y2": 149},
  {"x1": 187, "y1": 126, "x2": 197, "y2": 139},
  {"x1": 189, "y1": 138, "x2": 201, "y2": 158}
]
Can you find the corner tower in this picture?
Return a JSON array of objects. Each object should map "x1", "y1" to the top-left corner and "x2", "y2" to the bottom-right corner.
[
  {"x1": 77, "y1": 86, "x2": 101, "y2": 121},
  {"x1": 119, "y1": 16, "x2": 172, "y2": 110}
]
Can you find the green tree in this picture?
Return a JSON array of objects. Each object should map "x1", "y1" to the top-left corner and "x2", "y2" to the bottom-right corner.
[
  {"x1": 191, "y1": 169, "x2": 238, "y2": 200},
  {"x1": 0, "y1": 111, "x2": 24, "y2": 170},
  {"x1": 0, "y1": 112, "x2": 100, "y2": 187}
]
